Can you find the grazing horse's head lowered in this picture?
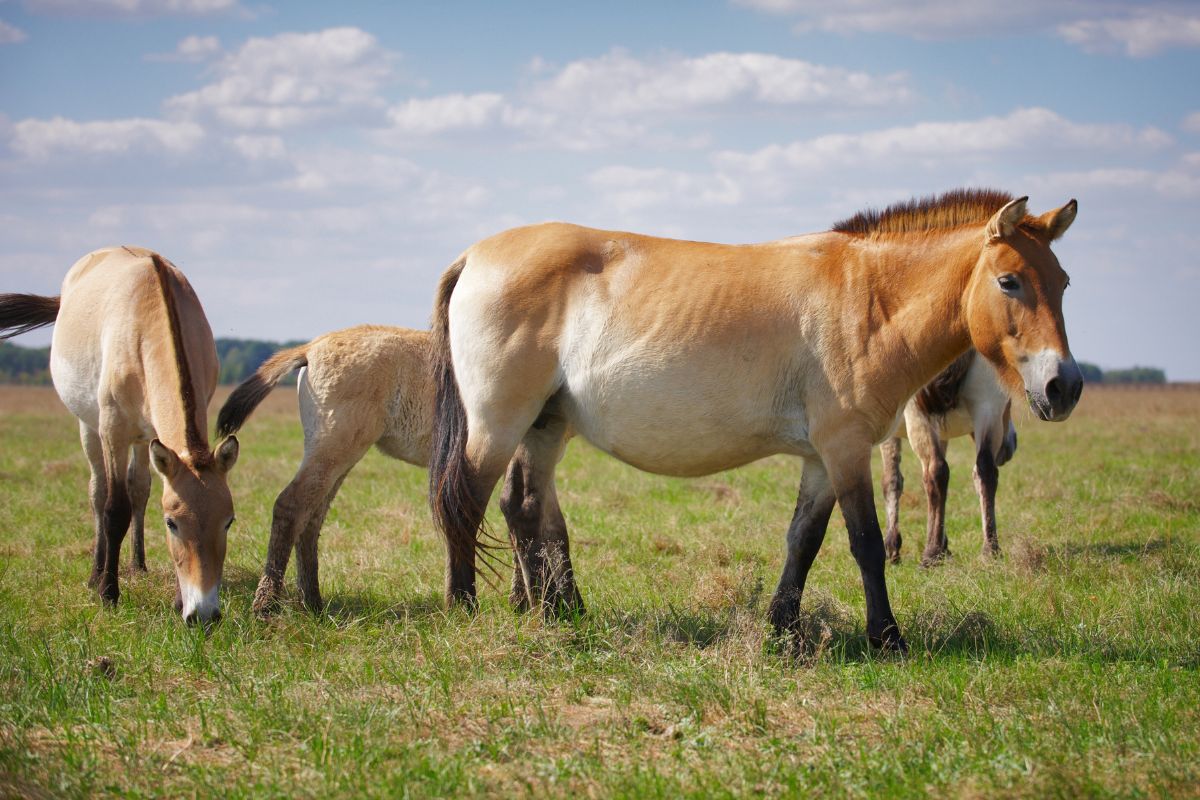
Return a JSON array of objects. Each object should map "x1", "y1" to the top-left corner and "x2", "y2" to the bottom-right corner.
[
  {"x1": 965, "y1": 196, "x2": 1082, "y2": 421},
  {"x1": 150, "y1": 437, "x2": 239, "y2": 624}
]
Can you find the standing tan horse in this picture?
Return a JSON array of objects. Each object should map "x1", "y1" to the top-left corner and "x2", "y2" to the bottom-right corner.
[
  {"x1": 0, "y1": 247, "x2": 239, "y2": 622},
  {"x1": 429, "y1": 189, "x2": 1082, "y2": 652},
  {"x1": 215, "y1": 325, "x2": 579, "y2": 617},
  {"x1": 880, "y1": 349, "x2": 1019, "y2": 567}
]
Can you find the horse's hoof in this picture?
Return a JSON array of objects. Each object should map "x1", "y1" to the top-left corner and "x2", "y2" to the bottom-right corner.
[
  {"x1": 919, "y1": 550, "x2": 951, "y2": 568},
  {"x1": 869, "y1": 627, "x2": 908, "y2": 655},
  {"x1": 251, "y1": 579, "x2": 282, "y2": 618}
]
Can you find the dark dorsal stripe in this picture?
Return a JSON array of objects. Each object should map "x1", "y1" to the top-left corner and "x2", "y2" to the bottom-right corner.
[
  {"x1": 150, "y1": 253, "x2": 210, "y2": 463},
  {"x1": 832, "y1": 188, "x2": 1016, "y2": 237},
  {"x1": 915, "y1": 349, "x2": 976, "y2": 417}
]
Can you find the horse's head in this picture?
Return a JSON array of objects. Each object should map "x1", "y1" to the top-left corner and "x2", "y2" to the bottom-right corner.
[
  {"x1": 149, "y1": 436, "x2": 239, "y2": 623},
  {"x1": 966, "y1": 196, "x2": 1082, "y2": 421}
]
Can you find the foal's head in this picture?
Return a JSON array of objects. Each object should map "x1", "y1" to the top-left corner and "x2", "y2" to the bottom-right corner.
[
  {"x1": 965, "y1": 196, "x2": 1083, "y2": 421},
  {"x1": 150, "y1": 436, "x2": 239, "y2": 623}
]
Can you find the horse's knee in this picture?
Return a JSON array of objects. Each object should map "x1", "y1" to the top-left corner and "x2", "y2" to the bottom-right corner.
[{"x1": 923, "y1": 457, "x2": 949, "y2": 499}]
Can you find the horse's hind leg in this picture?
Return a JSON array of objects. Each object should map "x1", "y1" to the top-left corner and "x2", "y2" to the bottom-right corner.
[
  {"x1": 880, "y1": 438, "x2": 904, "y2": 564},
  {"x1": 973, "y1": 444, "x2": 1000, "y2": 557},
  {"x1": 126, "y1": 444, "x2": 151, "y2": 572},
  {"x1": 500, "y1": 413, "x2": 583, "y2": 618},
  {"x1": 906, "y1": 410, "x2": 951, "y2": 567},
  {"x1": 768, "y1": 457, "x2": 837, "y2": 637},
  {"x1": 80, "y1": 422, "x2": 108, "y2": 588},
  {"x1": 294, "y1": 472, "x2": 349, "y2": 614},
  {"x1": 95, "y1": 430, "x2": 133, "y2": 606}
]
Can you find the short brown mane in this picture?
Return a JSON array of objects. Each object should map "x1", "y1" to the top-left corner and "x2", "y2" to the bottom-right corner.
[{"x1": 833, "y1": 188, "x2": 1019, "y2": 237}]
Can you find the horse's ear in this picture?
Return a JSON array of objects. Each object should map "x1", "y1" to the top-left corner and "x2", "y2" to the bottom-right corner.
[
  {"x1": 150, "y1": 439, "x2": 180, "y2": 479},
  {"x1": 215, "y1": 435, "x2": 239, "y2": 474},
  {"x1": 1038, "y1": 199, "x2": 1077, "y2": 241},
  {"x1": 986, "y1": 196, "x2": 1028, "y2": 242}
]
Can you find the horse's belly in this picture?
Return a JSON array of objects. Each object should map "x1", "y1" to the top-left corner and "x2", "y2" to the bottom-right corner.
[{"x1": 560, "y1": 365, "x2": 797, "y2": 477}]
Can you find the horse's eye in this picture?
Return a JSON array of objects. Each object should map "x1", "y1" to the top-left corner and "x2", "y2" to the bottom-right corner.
[
  {"x1": 997, "y1": 275, "x2": 1020, "y2": 293},
  {"x1": 165, "y1": 517, "x2": 179, "y2": 534},
  {"x1": 225, "y1": 517, "x2": 236, "y2": 532}
]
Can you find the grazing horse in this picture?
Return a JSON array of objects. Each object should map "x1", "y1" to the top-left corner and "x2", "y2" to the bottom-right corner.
[
  {"x1": 215, "y1": 324, "x2": 578, "y2": 617},
  {"x1": 880, "y1": 349, "x2": 1019, "y2": 567},
  {"x1": 0, "y1": 247, "x2": 239, "y2": 622},
  {"x1": 429, "y1": 189, "x2": 1082, "y2": 653}
]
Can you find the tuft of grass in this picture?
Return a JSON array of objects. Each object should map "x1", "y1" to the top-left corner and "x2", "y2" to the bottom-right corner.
[{"x1": 0, "y1": 385, "x2": 1197, "y2": 797}]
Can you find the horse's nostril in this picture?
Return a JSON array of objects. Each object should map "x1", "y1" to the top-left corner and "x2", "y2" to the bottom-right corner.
[{"x1": 1045, "y1": 377, "x2": 1064, "y2": 408}]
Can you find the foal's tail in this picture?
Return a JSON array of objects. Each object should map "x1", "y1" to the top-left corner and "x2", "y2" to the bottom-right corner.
[
  {"x1": 0, "y1": 293, "x2": 60, "y2": 340},
  {"x1": 428, "y1": 256, "x2": 488, "y2": 577},
  {"x1": 216, "y1": 343, "x2": 310, "y2": 438}
]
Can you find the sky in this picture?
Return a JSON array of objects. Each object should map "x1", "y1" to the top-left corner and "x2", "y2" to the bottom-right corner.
[{"x1": 1, "y1": 1, "x2": 1198, "y2": 378}]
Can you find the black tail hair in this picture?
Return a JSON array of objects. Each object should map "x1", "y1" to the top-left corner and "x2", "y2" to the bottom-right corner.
[
  {"x1": 427, "y1": 257, "x2": 505, "y2": 588},
  {"x1": 216, "y1": 343, "x2": 310, "y2": 438},
  {"x1": 0, "y1": 294, "x2": 60, "y2": 340}
]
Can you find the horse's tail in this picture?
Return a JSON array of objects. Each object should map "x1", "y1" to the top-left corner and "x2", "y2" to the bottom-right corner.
[
  {"x1": 216, "y1": 342, "x2": 310, "y2": 438},
  {"x1": 428, "y1": 256, "x2": 487, "y2": 577},
  {"x1": 0, "y1": 294, "x2": 60, "y2": 340}
]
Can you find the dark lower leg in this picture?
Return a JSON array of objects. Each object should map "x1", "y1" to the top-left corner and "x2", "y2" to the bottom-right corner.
[
  {"x1": 838, "y1": 481, "x2": 906, "y2": 653},
  {"x1": 126, "y1": 448, "x2": 151, "y2": 572},
  {"x1": 920, "y1": 455, "x2": 951, "y2": 566},
  {"x1": 253, "y1": 480, "x2": 314, "y2": 616},
  {"x1": 294, "y1": 476, "x2": 345, "y2": 614},
  {"x1": 768, "y1": 461, "x2": 836, "y2": 636},
  {"x1": 501, "y1": 457, "x2": 582, "y2": 618},
  {"x1": 974, "y1": 447, "x2": 1000, "y2": 556},
  {"x1": 880, "y1": 438, "x2": 904, "y2": 563},
  {"x1": 98, "y1": 484, "x2": 132, "y2": 606}
]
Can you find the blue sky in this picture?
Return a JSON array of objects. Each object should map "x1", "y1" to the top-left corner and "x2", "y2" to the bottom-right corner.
[{"x1": 2, "y1": 0, "x2": 1198, "y2": 378}]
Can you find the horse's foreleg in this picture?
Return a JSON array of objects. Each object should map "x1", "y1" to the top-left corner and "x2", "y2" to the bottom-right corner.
[
  {"x1": 826, "y1": 448, "x2": 907, "y2": 653},
  {"x1": 97, "y1": 435, "x2": 132, "y2": 606},
  {"x1": 80, "y1": 422, "x2": 108, "y2": 588},
  {"x1": 973, "y1": 443, "x2": 1000, "y2": 557},
  {"x1": 126, "y1": 444, "x2": 151, "y2": 572},
  {"x1": 500, "y1": 417, "x2": 582, "y2": 619},
  {"x1": 880, "y1": 438, "x2": 904, "y2": 563},
  {"x1": 768, "y1": 458, "x2": 836, "y2": 637}
]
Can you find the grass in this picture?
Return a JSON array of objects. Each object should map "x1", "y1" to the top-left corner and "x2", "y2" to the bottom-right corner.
[{"x1": 0, "y1": 384, "x2": 1197, "y2": 798}]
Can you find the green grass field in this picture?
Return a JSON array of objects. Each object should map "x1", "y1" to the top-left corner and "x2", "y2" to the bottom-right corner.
[{"x1": 0, "y1": 385, "x2": 1197, "y2": 798}]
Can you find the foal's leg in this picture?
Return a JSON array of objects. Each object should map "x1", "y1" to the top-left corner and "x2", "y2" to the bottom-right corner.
[
  {"x1": 500, "y1": 415, "x2": 583, "y2": 618},
  {"x1": 768, "y1": 457, "x2": 837, "y2": 637},
  {"x1": 906, "y1": 411, "x2": 951, "y2": 567},
  {"x1": 823, "y1": 443, "x2": 907, "y2": 653},
  {"x1": 253, "y1": 414, "x2": 378, "y2": 616},
  {"x1": 126, "y1": 444, "x2": 151, "y2": 572},
  {"x1": 880, "y1": 438, "x2": 904, "y2": 564},
  {"x1": 80, "y1": 422, "x2": 108, "y2": 588},
  {"x1": 293, "y1": 473, "x2": 348, "y2": 614}
]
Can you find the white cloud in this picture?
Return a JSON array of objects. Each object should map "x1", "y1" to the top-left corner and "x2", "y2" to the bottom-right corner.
[
  {"x1": 1024, "y1": 166, "x2": 1200, "y2": 199},
  {"x1": 736, "y1": 0, "x2": 1200, "y2": 55},
  {"x1": 0, "y1": 19, "x2": 28, "y2": 43},
  {"x1": 227, "y1": 134, "x2": 285, "y2": 160},
  {"x1": 1185, "y1": 113, "x2": 1200, "y2": 134},
  {"x1": 717, "y1": 108, "x2": 1172, "y2": 174},
  {"x1": 24, "y1": 0, "x2": 239, "y2": 15},
  {"x1": 1058, "y1": 13, "x2": 1200, "y2": 56},
  {"x1": 527, "y1": 49, "x2": 912, "y2": 114},
  {"x1": 9, "y1": 116, "x2": 205, "y2": 159},
  {"x1": 387, "y1": 92, "x2": 509, "y2": 135},
  {"x1": 165, "y1": 27, "x2": 394, "y2": 129},
  {"x1": 146, "y1": 34, "x2": 221, "y2": 62},
  {"x1": 588, "y1": 165, "x2": 742, "y2": 212}
]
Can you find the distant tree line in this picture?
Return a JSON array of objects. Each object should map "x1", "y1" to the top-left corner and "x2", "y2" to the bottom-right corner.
[
  {"x1": 0, "y1": 338, "x2": 305, "y2": 386},
  {"x1": 1077, "y1": 362, "x2": 1166, "y2": 384},
  {"x1": 0, "y1": 342, "x2": 1170, "y2": 387}
]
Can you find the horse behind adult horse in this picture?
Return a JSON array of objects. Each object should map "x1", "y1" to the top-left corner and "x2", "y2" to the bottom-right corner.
[
  {"x1": 0, "y1": 247, "x2": 239, "y2": 622},
  {"x1": 429, "y1": 189, "x2": 1082, "y2": 653},
  {"x1": 880, "y1": 349, "x2": 1019, "y2": 566}
]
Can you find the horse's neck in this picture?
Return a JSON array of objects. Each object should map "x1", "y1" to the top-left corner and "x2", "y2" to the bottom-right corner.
[
  {"x1": 142, "y1": 333, "x2": 210, "y2": 460},
  {"x1": 855, "y1": 229, "x2": 979, "y2": 403}
]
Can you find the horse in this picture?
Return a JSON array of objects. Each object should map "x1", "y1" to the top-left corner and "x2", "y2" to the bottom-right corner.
[
  {"x1": 428, "y1": 189, "x2": 1082, "y2": 653},
  {"x1": 215, "y1": 324, "x2": 580, "y2": 617},
  {"x1": 0, "y1": 246, "x2": 239, "y2": 622},
  {"x1": 880, "y1": 349, "x2": 1019, "y2": 567}
]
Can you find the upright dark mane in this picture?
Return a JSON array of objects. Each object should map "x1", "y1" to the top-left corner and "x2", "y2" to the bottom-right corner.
[
  {"x1": 833, "y1": 188, "x2": 1016, "y2": 237},
  {"x1": 149, "y1": 253, "x2": 210, "y2": 464}
]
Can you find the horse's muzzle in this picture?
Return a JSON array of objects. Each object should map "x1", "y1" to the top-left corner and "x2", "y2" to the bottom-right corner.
[{"x1": 1025, "y1": 353, "x2": 1083, "y2": 422}]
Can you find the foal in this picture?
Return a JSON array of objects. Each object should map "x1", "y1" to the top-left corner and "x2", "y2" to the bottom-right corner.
[
  {"x1": 429, "y1": 190, "x2": 1082, "y2": 652},
  {"x1": 216, "y1": 325, "x2": 578, "y2": 616},
  {"x1": 0, "y1": 247, "x2": 238, "y2": 621},
  {"x1": 880, "y1": 349, "x2": 1019, "y2": 567}
]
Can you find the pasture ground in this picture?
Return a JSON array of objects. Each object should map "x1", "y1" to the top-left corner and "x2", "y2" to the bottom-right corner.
[{"x1": 0, "y1": 384, "x2": 1197, "y2": 798}]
